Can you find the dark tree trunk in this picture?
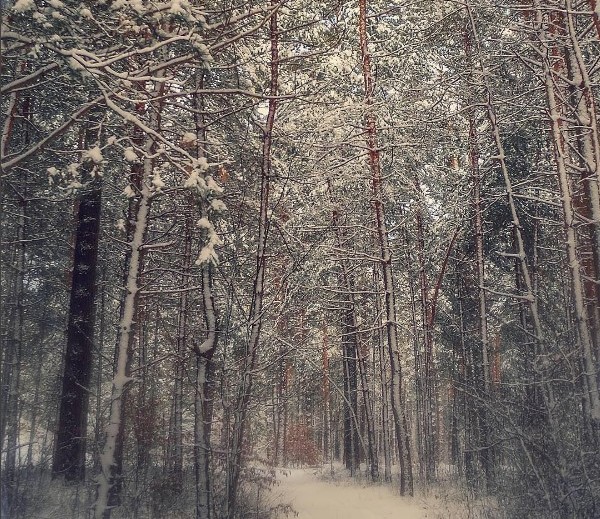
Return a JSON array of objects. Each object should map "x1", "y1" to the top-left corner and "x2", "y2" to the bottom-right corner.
[
  {"x1": 53, "y1": 174, "x2": 102, "y2": 481},
  {"x1": 341, "y1": 301, "x2": 359, "y2": 474},
  {"x1": 357, "y1": 339, "x2": 379, "y2": 480}
]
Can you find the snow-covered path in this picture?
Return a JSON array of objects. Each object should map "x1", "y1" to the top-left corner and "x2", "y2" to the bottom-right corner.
[{"x1": 274, "y1": 468, "x2": 429, "y2": 519}]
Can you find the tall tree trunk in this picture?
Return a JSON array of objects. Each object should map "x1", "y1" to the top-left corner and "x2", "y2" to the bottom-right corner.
[
  {"x1": 357, "y1": 0, "x2": 413, "y2": 495},
  {"x1": 328, "y1": 189, "x2": 361, "y2": 476},
  {"x1": 412, "y1": 179, "x2": 436, "y2": 483},
  {"x1": 463, "y1": 17, "x2": 494, "y2": 490},
  {"x1": 1, "y1": 87, "x2": 30, "y2": 517},
  {"x1": 53, "y1": 112, "x2": 103, "y2": 482},
  {"x1": 562, "y1": 2, "x2": 600, "y2": 416},
  {"x1": 93, "y1": 76, "x2": 165, "y2": 515},
  {"x1": 93, "y1": 172, "x2": 151, "y2": 519},
  {"x1": 532, "y1": 0, "x2": 600, "y2": 438},
  {"x1": 194, "y1": 355, "x2": 214, "y2": 519},
  {"x1": 168, "y1": 206, "x2": 193, "y2": 494},
  {"x1": 2, "y1": 195, "x2": 24, "y2": 518},
  {"x1": 341, "y1": 295, "x2": 360, "y2": 474},
  {"x1": 465, "y1": 3, "x2": 575, "y2": 503},
  {"x1": 321, "y1": 328, "x2": 330, "y2": 462},
  {"x1": 469, "y1": 108, "x2": 494, "y2": 490},
  {"x1": 224, "y1": 6, "x2": 278, "y2": 516},
  {"x1": 192, "y1": 116, "x2": 221, "y2": 519},
  {"x1": 194, "y1": 313, "x2": 217, "y2": 519},
  {"x1": 357, "y1": 336, "x2": 379, "y2": 480},
  {"x1": 374, "y1": 266, "x2": 392, "y2": 481}
]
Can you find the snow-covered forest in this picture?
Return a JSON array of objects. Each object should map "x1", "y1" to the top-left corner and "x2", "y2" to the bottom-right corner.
[{"x1": 1, "y1": 1, "x2": 599, "y2": 518}]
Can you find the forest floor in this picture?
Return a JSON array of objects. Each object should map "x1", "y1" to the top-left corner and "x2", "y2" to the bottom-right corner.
[{"x1": 273, "y1": 467, "x2": 430, "y2": 519}]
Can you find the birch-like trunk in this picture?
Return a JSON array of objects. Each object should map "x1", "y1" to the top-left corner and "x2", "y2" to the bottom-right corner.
[
  {"x1": 93, "y1": 174, "x2": 151, "y2": 519},
  {"x1": 533, "y1": 1, "x2": 600, "y2": 437},
  {"x1": 466, "y1": 5, "x2": 575, "y2": 502},
  {"x1": 193, "y1": 199, "x2": 220, "y2": 519},
  {"x1": 194, "y1": 328, "x2": 216, "y2": 519},
  {"x1": 563, "y1": 1, "x2": 600, "y2": 404},
  {"x1": 93, "y1": 82, "x2": 163, "y2": 514}
]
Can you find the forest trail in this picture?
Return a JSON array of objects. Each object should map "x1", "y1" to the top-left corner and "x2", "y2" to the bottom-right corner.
[{"x1": 274, "y1": 468, "x2": 429, "y2": 519}]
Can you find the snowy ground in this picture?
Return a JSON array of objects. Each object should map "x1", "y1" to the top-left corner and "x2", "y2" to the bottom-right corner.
[{"x1": 273, "y1": 467, "x2": 430, "y2": 519}]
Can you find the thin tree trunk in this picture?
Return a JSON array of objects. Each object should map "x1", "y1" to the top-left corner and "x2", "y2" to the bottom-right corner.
[
  {"x1": 413, "y1": 180, "x2": 436, "y2": 483},
  {"x1": 406, "y1": 225, "x2": 425, "y2": 481},
  {"x1": 1, "y1": 88, "x2": 30, "y2": 518},
  {"x1": 470, "y1": 113, "x2": 494, "y2": 490},
  {"x1": 224, "y1": 5, "x2": 278, "y2": 517},
  {"x1": 168, "y1": 206, "x2": 193, "y2": 494},
  {"x1": 93, "y1": 266, "x2": 107, "y2": 474},
  {"x1": 463, "y1": 19, "x2": 494, "y2": 489},
  {"x1": 2, "y1": 201, "x2": 24, "y2": 517},
  {"x1": 25, "y1": 326, "x2": 46, "y2": 472},
  {"x1": 341, "y1": 297, "x2": 360, "y2": 474},
  {"x1": 94, "y1": 182, "x2": 150, "y2": 519},
  {"x1": 374, "y1": 267, "x2": 392, "y2": 482},
  {"x1": 322, "y1": 328, "x2": 330, "y2": 462},
  {"x1": 357, "y1": 336, "x2": 379, "y2": 480},
  {"x1": 194, "y1": 344, "x2": 216, "y2": 519},
  {"x1": 327, "y1": 189, "x2": 361, "y2": 475}
]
